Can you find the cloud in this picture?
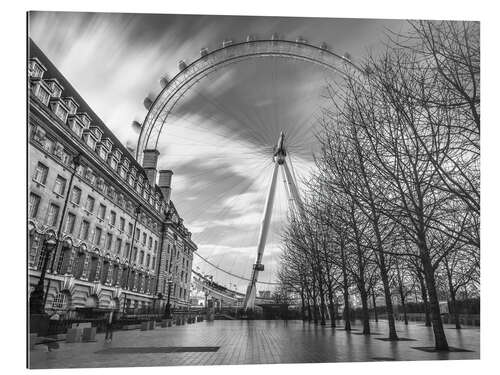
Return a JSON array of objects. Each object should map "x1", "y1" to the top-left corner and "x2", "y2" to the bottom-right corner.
[{"x1": 29, "y1": 12, "x2": 408, "y2": 289}]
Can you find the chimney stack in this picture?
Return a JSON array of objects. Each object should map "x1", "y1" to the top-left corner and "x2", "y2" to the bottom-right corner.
[
  {"x1": 143, "y1": 149, "x2": 160, "y2": 186},
  {"x1": 158, "y1": 169, "x2": 173, "y2": 204}
]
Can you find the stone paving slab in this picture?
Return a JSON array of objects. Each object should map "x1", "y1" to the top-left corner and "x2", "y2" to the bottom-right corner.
[{"x1": 29, "y1": 320, "x2": 479, "y2": 369}]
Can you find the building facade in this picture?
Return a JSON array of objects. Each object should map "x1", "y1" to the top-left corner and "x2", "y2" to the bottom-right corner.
[{"x1": 27, "y1": 39, "x2": 197, "y2": 318}]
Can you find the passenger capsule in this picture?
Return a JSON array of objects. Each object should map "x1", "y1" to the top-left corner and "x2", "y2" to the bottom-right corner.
[
  {"x1": 222, "y1": 39, "x2": 233, "y2": 48},
  {"x1": 132, "y1": 120, "x2": 142, "y2": 131},
  {"x1": 246, "y1": 35, "x2": 256, "y2": 42},
  {"x1": 178, "y1": 60, "x2": 187, "y2": 71},
  {"x1": 143, "y1": 97, "x2": 153, "y2": 110},
  {"x1": 320, "y1": 42, "x2": 329, "y2": 51},
  {"x1": 343, "y1": 52, "x2": 352, "y2": 61},
  {"x1": 271, "y1": 33, "x2": 280, "y2": 41},
  {"x1": 200, "y1": 47, "x2": 209, "y2": 57},
  {"x1": 296, "y1": 36, "x2": 307, "y2": 44},
  {"x1": 160, "y1": 76, "x2": 169, "y2": 88}
]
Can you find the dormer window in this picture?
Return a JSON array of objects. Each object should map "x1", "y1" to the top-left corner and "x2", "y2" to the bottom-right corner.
[
  {"x1": 90, "y1": 126, "x2": 103, "y2": 141},
  {"x1": 102, "y1": 138, "x2": 113, "y2": 151},
  {"x1": 77, "y1": 113, "x2": 92, "y2": 128},
  {"x1": 28, "y1": 59, "x2": 46, "y2": 79},
  {"x1": 64, "y1": 98, "x2": 79, "y2": 115},
  {"x1": 82, "y1": 129, "x2": 97, "y2": 150},
  {"x1": 45, "y1": 79, "x2": 64, "y2": 98},
  {"x1": 56, "y1": 105, "x2": 68, "y2": 122},
  {"x1": 128, "y1": 174, "x2": 135, "y2": 187},
  {"x1": 96, "y1": 144, "x2": 108, "y2": 161},
  {"x1": 88, "y1": 137, "x2": 96, "y2": 150},
  {"x1": 52, "y1": 86, "x2": 62, "y2": 98},
  {"x1": 50, "y1": 100, "x2": 69, "y2": 123},
  {"x1": 113, "y1": 148, "x2": 123, "y2": 162},
  {"x1": 68, "y1": 118, "x2": 84, "y2": 138},
  {"x1": 108, "y1": 156, "x2": 118, "y2": 170},
  {"x1": 128, "y1": 167, "x2": 137, "y2": 187},
  {"x1": 119, "y1": 159, "x2": 130, "y2": 180},
  {"x1": 119, "y1": 165, "x2": 127, "y2": 179},
  {"x1": 33, "y1": 83, "x2": 51, "y2": 105}
]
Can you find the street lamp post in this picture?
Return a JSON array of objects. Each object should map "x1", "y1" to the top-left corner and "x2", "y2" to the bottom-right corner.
[
  {"x1": 40, "y1": 154, "x2": 81, "y2": 309},
  {"x1": 29, "y1": 236, "x2": 57, "y2": 315},
  {"x1": 164, "y1": 277, "x2": 173, "y2": 319},
  {"x1": 122, "y1": 205, "x2": 141, "y2": 315}
]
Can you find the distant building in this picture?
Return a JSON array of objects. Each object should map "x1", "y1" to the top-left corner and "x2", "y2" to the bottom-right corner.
[
  {"x1": 28, "y1": 39, "x2": 196, "y2": 317},
  {"x1": 258, "y1": 290, "x2": 271, "y2": 299}
]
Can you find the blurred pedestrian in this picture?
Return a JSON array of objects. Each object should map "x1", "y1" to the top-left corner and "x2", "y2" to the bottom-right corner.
[{"x1": 104, "y1": 310, "x2": 115, "y2": 343}]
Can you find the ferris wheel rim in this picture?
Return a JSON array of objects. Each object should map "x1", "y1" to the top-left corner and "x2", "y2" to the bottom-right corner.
[{"x1": 136, "y1": 38, "x2": 365, "y2": 162}]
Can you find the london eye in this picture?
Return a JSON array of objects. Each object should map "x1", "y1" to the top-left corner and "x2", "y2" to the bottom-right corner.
[{"x1": 135, "y1": 35, "x2": 363, "y2": 309}]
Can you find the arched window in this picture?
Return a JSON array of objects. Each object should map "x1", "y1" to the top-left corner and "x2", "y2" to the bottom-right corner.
[
  {"x1": 111, "y1": 264, "x2": 119, "y2": 285},
  {"x1": 37, "y1": 245, "x2": 50, "y2": 271},
  {"x1": 120, "y1": 267, "x2": 128, "y2": 288},
  {"x1": 100, "y1": 261, "x2": 110, "y2": 284},
  {"x1": 128, "y1": 271, "x2": 136, "y2": 290},
  {"x1": 51, "y1": 291, "x2": 70, "y2": 310},
  {"x1": 88, "y1": 256, "x2": 99, "y2": 282},
  {"x1": 29, "y1": 231, "x2": 42, "y2": 267},
  {"x1": 73, "y1": 252, "x2": 86, "y2": 279},
  {"x1": 136, "y1": 273, "x2": 143, "y2": 292},
  {"x1": 56, "y1": 246, "x2": 72, "y2": 274}
]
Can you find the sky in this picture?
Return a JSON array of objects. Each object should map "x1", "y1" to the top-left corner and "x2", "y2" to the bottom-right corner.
[{"x1": 29, "y1": 12, "x2": 408, "y2": 293}]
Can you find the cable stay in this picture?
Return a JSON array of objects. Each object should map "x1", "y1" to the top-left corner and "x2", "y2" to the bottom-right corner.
[{"x1": 193, "y1": 251, "x2": 280, "y2": 285}]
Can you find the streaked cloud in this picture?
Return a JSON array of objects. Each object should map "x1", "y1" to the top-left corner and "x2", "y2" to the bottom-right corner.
[{"x1": 29, "y1": 12, "x2": 407, "y2": 291}]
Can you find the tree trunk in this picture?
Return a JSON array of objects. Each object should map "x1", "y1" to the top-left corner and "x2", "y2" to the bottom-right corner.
[
  {"x1": 340, "y1": 239, "x2": 351, "y2": 331},
  {"x1": 312, "y1": 294, "x2": 319, "y2": 325},
  {"x1": 359, "y1": 285, "x2": 371, "y2": 334},
  {"x1": 397, "y1": 269, "x2": 408, "y2": 325},
  {"x1": 326, "y1": 283, "x2": 336, "y2": 327},
  {"x1": 351, "y1": 208, "x2": 370, "y2": 334},
  {"x1": 300, "y1": 289, "x2": 307, "y2": 321},
  {"x1": 418, "y1": 272, "x2": 432, "y2": 327},
  {"x1": 445, "y1": 263, "x2": 461, "y2": 330},
  {"x1": 421, "y1": 251, "x2": 449, "y2": 350},
  {"x1": 451, "y1": 289, "x2": 461, "y2": 329},
  {"x1": 379, "y1": 253, "x2": 398, "y2": 340},
  {"x1": 307, "y1": 298, "x2": 312, "y2": 322},
  {"x1": 372, "y1": 289, "x2": 378, "y2": 322},
  {"x1": 400, "y1": 286, "x2": 408, "y2": 325},
  {"x1": 314, "y1": 255, "x2": 327, "y2": 326}
]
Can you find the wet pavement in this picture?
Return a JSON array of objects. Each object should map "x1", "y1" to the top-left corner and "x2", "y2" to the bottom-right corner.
[{"x1": 29, "y1": 319, "x2": 479, "y2": 368}]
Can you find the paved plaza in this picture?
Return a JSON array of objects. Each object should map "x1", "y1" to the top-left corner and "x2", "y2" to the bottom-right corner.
[{"x1": 29, "y1": 319, "x2": 479, "y2": 368}]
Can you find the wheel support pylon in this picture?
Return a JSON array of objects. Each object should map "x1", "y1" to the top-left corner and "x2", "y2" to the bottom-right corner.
[{"x1": 243, "y1": 131, "x2": 303, "y2": 310}]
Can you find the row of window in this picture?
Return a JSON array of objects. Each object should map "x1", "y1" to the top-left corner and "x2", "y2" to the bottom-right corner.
[
  {"x1": 29, "y1": 192, "x2": 157, "y2": 270},
  {"x1": 29, "y1": 72, "x2": 166, "y2": 218},
  {"x1": 33, "y1": 236, "x2": 157, "y2": 293},
  {"x1": 31, "y1": 161, "x2": 159, "y2": 248},
  {"x1": 31, "y1": 127, "x2": 163, "y2": 235}
]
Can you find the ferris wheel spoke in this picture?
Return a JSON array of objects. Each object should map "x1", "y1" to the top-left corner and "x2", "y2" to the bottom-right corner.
[{"x1": 136, "y1": 39, "x2": 359, "y2": 292}]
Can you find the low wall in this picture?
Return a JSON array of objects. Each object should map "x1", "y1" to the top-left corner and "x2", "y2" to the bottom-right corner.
[{"x1": 394, "y1": 313, "x2": 480, "y2": 326}]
